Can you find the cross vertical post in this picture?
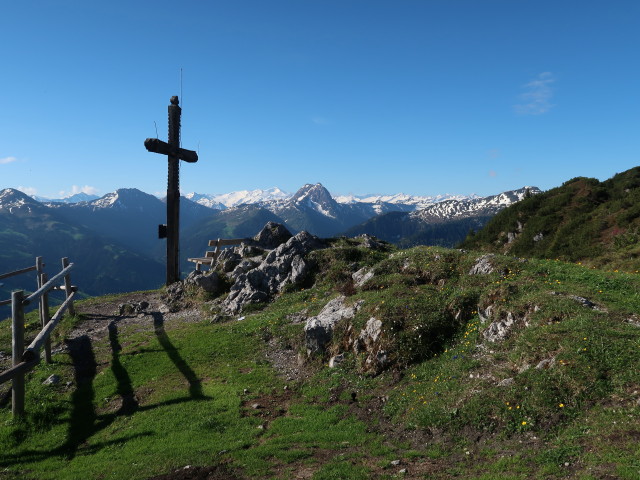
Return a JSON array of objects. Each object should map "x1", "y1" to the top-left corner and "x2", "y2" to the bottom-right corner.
[
  {"x1": 167, "y1": 96, "x2": 181, "y2": 285},
  {"x1": 144, "y1": 96, "x2": 199, "y2": 286}
]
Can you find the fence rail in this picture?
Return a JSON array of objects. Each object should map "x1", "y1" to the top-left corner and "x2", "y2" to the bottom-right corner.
[
  {"x1": 0, "y1": 257, "x2": 77, "y2": 417},
  {"x1": 0, "y1": 258, "x2": 43, "y2": 308}
]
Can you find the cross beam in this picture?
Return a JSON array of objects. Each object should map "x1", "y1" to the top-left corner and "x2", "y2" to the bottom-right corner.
[{"x1": 144, "y1": 96, "x2": 199, "y2": 285}]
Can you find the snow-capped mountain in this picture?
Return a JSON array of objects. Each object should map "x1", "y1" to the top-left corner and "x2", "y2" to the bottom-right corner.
[
  {"x1": 345, "y1": 186, "x2": 541, "y2": 247},
  {"x1": 185, "y1": 187, "x2": 290, "y2": 209},
  {"x1": 334, "y1": 192, "x2": 475, "y2": 209},
  {"x1": 0, "y1": 188, "x2": 41, "y2": 214},
  {"x1": 410, "y1": 187, "x2": 540, "y2": 221}
]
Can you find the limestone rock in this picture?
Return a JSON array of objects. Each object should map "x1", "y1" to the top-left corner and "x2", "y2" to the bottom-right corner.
[
  {"x1": 329, "y1": 353, "x2": 345, "y2": 368},
  {"x1": 42, "y1": 374, "x2": 61, "y2": 385},
  {"x1": 469, "y1": 254, "x2": 496, "y2": 275},
  {"x1": 117, "y1": 301, "x2": 149, "y2": 315},
  {"x1": 535, "y1": 357, "x2": 556, "y2": 370},
  {"x1": 352, "y1": 267, "x2": 374, "y2": 288},
  {"x1": 483, "y1": 311, "x2": 520, "y2": 342},
  {"x1": 185, "y1": 270, "x2": 222, "y2": 294},
  {"x1": 252, "y1": 221, "x2": 292, "y2": 249},
  {"x1": 216, "y1": 249, "x2": 241, "y2": 273},
  {"x1": 237, "y1": 242, "x2": 264, "y2": 258},
  {"x1": 231, "y1": 259, "x2": 260, "y2": 281},
  {"x1": 356, "y1": 234, "x2": 385, "y2": 250},
  {"x1": 356, "y1": 317, "x2": 382, "y2": 352},
  {"x1": 304, "y1": 296, "x2": 362, "y2": 354},
  {"x1": 223, "y1": 231, "x2": 327, "y2": 313}
]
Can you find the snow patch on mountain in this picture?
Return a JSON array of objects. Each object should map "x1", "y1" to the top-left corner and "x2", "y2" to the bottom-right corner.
[
  {"x1": 185, "y1": 187, "x2": 290, "y2": 209},
  {"x1": 410, "y1": 187, "x2": 540, "y2": 221},
  {"x1": 0, "y1": 188, "x2": 40, "y2": 214},
  {"x1": 334, "y1": 192, "x2": 476, "y2": 210}
]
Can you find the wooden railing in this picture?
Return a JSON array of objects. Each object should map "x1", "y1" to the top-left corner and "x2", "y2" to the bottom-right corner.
[
  {"x1": 0, "y1": 257, "x2": 77, "y2": 417},
  {"x1": 0, "y1": 257, "x2": 45, "y2": 308}
]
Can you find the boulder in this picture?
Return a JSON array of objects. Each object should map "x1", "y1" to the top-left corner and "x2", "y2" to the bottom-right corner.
[
  {"x1": 356, "y1": 234, "x2": 385, "y2": 250},
  {"x1": 216, "y1": 249, "x2": 241, "y2": 273},
  {"x1": 469, "y1": 254, "x2": 496, "y2": 275},
  {"x1": 230, "y1": 259, "x2": 261, "y2": 281},
  {"x1": 237, "y1": 242, "x2": 264, "y2": 258},
  {"x1": 304, "y1": 296, "x2": 362, "y2": 354},
  {"x1": 329, "y1": 353, "x2": 345, "y2": 368},
  {"x1": 223, "y1": 231, "x2": 327, "y2": 313},
  {"x1": 355, "y1": 317, "x2": 382, "y2": 352},
  {"x1": 252, "y1": 221, "x2": 292, "y2": 249},
  {"x1": 185, "y1": 270, "x2": 222, "y2": 294},
  {"x1": 483, "y1": 311, "x2": 519, "y2": 342},
  {"x1": 352, "y1": 267, "x2": 374, "y2": 288}
]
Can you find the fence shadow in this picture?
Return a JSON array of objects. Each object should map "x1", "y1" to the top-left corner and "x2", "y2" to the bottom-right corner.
[
  {"x1": 151, "y1": 312, "x2": 204, "y2": 398},
  {"x1": 62, "y1": 334, "x2": 98, "y2": 458},
  {"x1": 0, "y1": 312, "x2": 211, "y2": 468},
  {"x1": 108, "y1": 322, "x2": 139, "y2": 415}
]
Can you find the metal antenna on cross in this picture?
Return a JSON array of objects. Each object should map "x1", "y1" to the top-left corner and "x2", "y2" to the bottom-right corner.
[{"x1": 144, "y1": 96, "x2": 199, "y2": 285}]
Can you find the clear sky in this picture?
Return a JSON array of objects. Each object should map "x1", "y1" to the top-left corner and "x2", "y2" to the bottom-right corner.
[{"x1": 2, "y1": 1, "x2": 639, "y2": 199}]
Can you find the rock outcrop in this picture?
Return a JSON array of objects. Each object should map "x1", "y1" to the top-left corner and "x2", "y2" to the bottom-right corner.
[
  {"x1": 223, "y1": 230, "x2": 327, "y2": 313},
  {"x1": 304, "y1": 296, "x2": 363, "y2": 354}
]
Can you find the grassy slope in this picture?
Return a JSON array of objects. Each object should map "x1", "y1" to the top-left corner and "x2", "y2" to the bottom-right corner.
[
  {"x1": 0, "y1": 242, "x2": 639, "y2": 479},
  {"x1": 461, "y1": 167, "x2": 640, "y2": 272}
]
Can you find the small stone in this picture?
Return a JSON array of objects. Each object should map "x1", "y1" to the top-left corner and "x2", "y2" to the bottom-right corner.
[
  {"x1": 497, "y1": 377, "x2": 515, "y2": 387},
  {"x1": 390, "y1": 459, "x2": 401, "y2": 466},
  {"x1": 243, "y1": 388, "x2": 250, "y2": 394},
  {"x1": 328, "y1": 353, "x2": 345, "y2": 368},
  {"x1": 251, "y1": 403, "x2": 262, "y2": 409},
  {"x1": 42, "y1": 374, "x2": 60, "y2": 385},
  {"x1": 399, "y1": 468, "x2": 407, "y2": 474},
  {"x1": 257, "y1": 424, "x2": 265, "y2": 430}
]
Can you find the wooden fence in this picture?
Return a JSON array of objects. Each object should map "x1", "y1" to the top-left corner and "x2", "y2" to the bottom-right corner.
[{"x1": 0, "y1": 257, "x2": 77, "y2": 417}]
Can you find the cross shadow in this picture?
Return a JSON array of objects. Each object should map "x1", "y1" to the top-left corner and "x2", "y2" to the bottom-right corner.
[{"x1": 151, "y1": 312, "x2": 204, "y2": 398}]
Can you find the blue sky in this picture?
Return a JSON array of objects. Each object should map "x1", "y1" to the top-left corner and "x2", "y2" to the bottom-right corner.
[{"x1": 2, "y1": 1, "x2": 639, "y2": 199}]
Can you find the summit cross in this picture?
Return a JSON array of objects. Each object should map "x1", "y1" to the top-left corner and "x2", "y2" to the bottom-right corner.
[{"x1": 144, "y1": 96, "x2": 199, "y2": 286}]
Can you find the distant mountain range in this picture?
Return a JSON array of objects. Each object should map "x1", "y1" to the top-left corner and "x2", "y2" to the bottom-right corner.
[
  {"x1": 34, "y1": 192, "x2": 100, "y2": 203},
  {"x1": 1, "y1": 182, "x2": 537, "y2": 300}
]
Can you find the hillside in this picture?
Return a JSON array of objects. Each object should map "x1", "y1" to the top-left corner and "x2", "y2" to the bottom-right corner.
[
  {"x1": 1, "y1": 233, "x2": 638, "y2": 479},
  {"x1": 0, "y1": 189, "x2": 164, "y2": 302},
  {"x1": 460, "y1": 167, "x2": 640, "y2": 272}
]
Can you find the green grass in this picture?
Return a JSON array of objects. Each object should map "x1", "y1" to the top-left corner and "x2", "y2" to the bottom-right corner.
[{"x1": 1, "y1": 245, "x2": 640, "y2": 479}]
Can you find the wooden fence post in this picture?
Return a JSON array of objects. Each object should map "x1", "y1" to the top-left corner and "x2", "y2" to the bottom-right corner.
[
  {"x1": 61, "y1": 257, "x2": 75, "y2": 316},
  {"x1": 11, "y1": 290, "x2": 25, "y2": 417},
  {"x1": 35, "y1": 256, "x2": 43, "y2": 289},
  {"x1": 40, "y1": 273, "x2": 52, "y2": 363}
]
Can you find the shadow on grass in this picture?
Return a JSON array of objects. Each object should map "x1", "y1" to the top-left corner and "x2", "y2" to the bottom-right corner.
[
  {"x1": 152, "y1": 312, "x2": 204, "y2": 398},
  {"x1": 0, "y1": 315, "x2": 210, "y2": 469},
  {"x1": 108, "y1": 321, "x2": 139, "y2": 415}
]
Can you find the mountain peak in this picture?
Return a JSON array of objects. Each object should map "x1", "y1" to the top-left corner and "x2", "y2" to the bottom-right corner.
[
  {"x1": 90, "y1": 188, "x2": 161, "y2": 209},
  {"x1": 292, "y1": 183, "x2": 331, "y2": 202},
  {"x1": 289, "y1": 183, "x2": 340, "y2": 219},
  {"x1": 0, "y1": 188, "x2": 42, "y2": 213}
]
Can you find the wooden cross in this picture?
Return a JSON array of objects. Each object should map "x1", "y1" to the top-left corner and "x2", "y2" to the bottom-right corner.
[{"x1": 144, "y1": 96, "x2": 198, "y2": 285}]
